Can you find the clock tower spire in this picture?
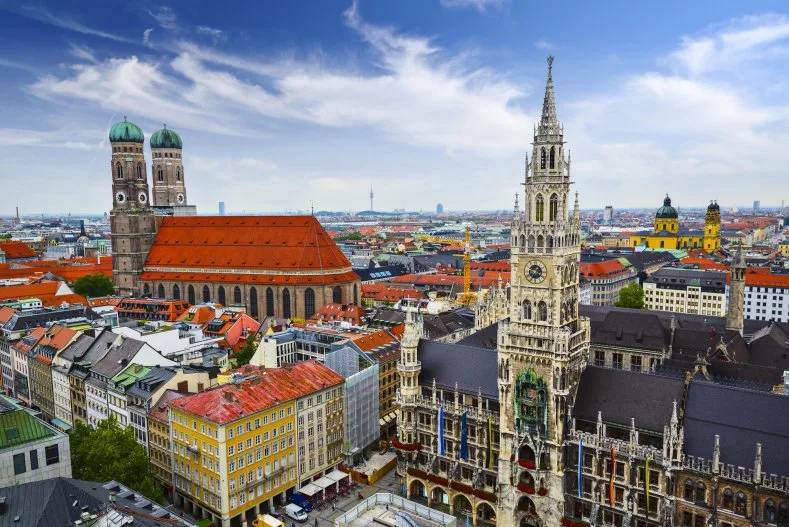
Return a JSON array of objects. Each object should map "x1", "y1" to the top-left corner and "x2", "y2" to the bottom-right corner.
[{"x1": 496, "y1": 57, "x2": 590, "y2": 527}]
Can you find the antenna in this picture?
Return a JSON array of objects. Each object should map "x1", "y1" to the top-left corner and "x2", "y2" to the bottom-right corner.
[{"x1": 370, "y1": 184, "x2": 374, "y2": 212}]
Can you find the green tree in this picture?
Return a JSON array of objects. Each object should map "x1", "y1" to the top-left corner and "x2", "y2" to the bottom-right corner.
[
  {"x1": 69, "y1": 416, "x2": 164, "y2": 503},
  {"x1": 615, "y1": 282, "x2": 645, "y2": 309},
  {"x1": 232, "y1": 336, "x2": 258, "y2": 367},
  {"x1": 73, "y1": 273, "x2": 114, "y2": 297}
]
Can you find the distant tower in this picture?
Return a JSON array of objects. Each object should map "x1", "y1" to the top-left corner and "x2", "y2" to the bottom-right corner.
[
  {"x1": 370, "y1": 184, "x2": 374, "y2": 212},
  {"x1": 109, "y1": 117, "x2": 156, "y2": 297},
  {"x1": 753, "y1": 200, "x2": 761, "y2": 212},
  {"x1": 150, "y1": 125, "x2": 187, "y2": 207},
  {"x1": 218, "y1": 201, "x2": 225, "y2": 216},
  {"x1": 436, "y1": 203, "x2": 444, "y2": 214},
  {"x1": 395, "y1": 305, "x2": 422, "y2": 470},
  {"x1": 727, "y1": 243, "x2": 746, "y2": 333},
  {"x1": 703, "y1": 200, "x2": 721, "y2": 253},
  {"x1": 603, "y1": 205, "x2": 613, "y2": 224}
]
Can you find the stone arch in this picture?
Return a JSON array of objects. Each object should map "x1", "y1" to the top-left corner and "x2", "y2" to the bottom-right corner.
[
  {"x1": 173, "y1": 284, "x2": 180, "y2": 300},
  {"x1": 266, "y1": 287, "x2": 275, "y2": 317},
  {"x1": 136, "y1": 164, "x2": 143, "y2": 179},
  {"x1": 453, "y1": 494, "x2": 473, "y2": 516},
  {"x1": 429, "y1": 485, "x2": 449, "y2": 508},
  {"x1": 176, "y1": 168, "x2": 181, "y2": 181},
  {"x1": 475, "y1": 502, "x2": 496, "y2": 525},
  {"x1": 283, "y1": 288, "x2": 291, "y2": 318},
  {"x1": 202, "y1": 285, "x2": 211, "y2": 303},
  {"x1": 409, "y1": 479, "x2": 427, "y2": 500},
  {"x1": 233, "y1": 286, "x2": 242, "y2": 305},
  {"x1": 538, "y1": 301, "x2": 547, "y2": 322},
  {"x1": 522, "y1": 300, "x2": 532, "y2": 320},
  {"x1": 332, "y1": 286, "x2": 342, "y2": 304},
  {"x1": 249, "y1": 287, "x2": 259, "y2": 318},
  {"x1": 143, "y1": 283, "x2": 150, "y2": 295},
  {"x1": 518, "y1": 470, "x2": 535, "y2": 489},
  {"x1": 518, "y1": 444, "x2": 536, "y2": 463},
  {"x1": 549, "y1": 146, "x2": 555, "y2": 169},
  {"x1": 157, "y1": 284, "x2": 165, "y2": 298},
  {"x1": 304, "y1": 288, "x2": 316, "y2": 318},
  {"x1": 519, "y1": 234, "x2": 526, "y2": 248},
  {"x1": 517, "y1": 495, "x2": 536, "y2": 514},
  {"x1": 535, "y1": 195, "x2": 545, "y2": 222},
  {"x1": 549, "y1": 193, "x2": 558, "y2": 221},
  {"x1": 217, "y1": 286, "x2": 226, "y2": 306},
  {"x1": 537, "y1": 235, "x2": 544, "y2": 248},
  {"x1": 187, "y1": 285, "x2": 196, "y2": 305},
  {"x1": 547, "y1": 235, "x2": 553, "y2": 249},
  {"x1": 157, "y1": 167, "x2": 164, "y2": 182}
]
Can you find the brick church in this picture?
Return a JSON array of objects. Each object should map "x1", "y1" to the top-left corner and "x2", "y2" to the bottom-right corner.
[{"x1": 108, "y1": 120, "x2": 360, "y2": 320}]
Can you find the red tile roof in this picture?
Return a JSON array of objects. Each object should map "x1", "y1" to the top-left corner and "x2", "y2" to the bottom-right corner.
[
  {"x1": 0, "y1": 241, "x2": 37, "y2": 259},
  {"x1": 0, "y1": 306, "x2": 16, "y2": 324},
  {"x1": 579, "y1": 260, "x2": 630, "y2": 278},
  {"x1": 0, "y1": 280, "x2": 87, "y2": 307},
  {"x1": 310, "y1": 303, "x2": 366, "y2": 325},
  {"x1": 745, "y1": 267, "x2": 789, "y2": 287},
  {"x1": 0, "y1": 257, "x2": 112, "y2": 284},
  {"x1": 170, "y1": 361, "x2": 344, "y2": 424},
  {"x1": 680, "y1": 257, "x2": 729, "y2": 271},
  {"x1": 361, "y1": 284, "x2": 427, "y2": 303},
  {"x1": 148, "y1": 389, "x2": 189, "y2": 424},
  {"x1": 348, "y1": 329, "x2": 398, "y2": 352},
  {"x1": 390, "y1": 274, "x2": 505, "y2": 288},
  {"x1": 142, "y1": 216, "x2": 356, "y2": 286}
]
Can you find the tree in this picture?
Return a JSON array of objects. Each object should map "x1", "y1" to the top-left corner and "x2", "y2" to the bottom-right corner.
[
  {"x1": 69, "y1": 416, "x2": 164, "y2": 503},
  {"x1": 615, "y1": 282, "x2": 644, "y2": 309},
  {"x1": 232, "y1": 337, "x2": 258, "y2": 367},
  {"x1": 73, "y1": 273, "x2": 114, "y2": 297}
]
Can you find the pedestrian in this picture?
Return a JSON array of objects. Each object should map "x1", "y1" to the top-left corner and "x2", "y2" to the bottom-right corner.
[
  {"x1": 314, "y1": 519, "x2": 318, "y2": 527},
  {"x1": 332, "y1": 502, "x2": 335, "y2": 511}
]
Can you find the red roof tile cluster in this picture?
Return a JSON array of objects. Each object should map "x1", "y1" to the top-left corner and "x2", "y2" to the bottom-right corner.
[
  {"x1": 141, "y1": 216, "x2": 356, "y2": 287},
  {"x1": 310, "y1": 303, "x2": 366, "y2": 325},
  {"x1": 471, "y1": 261, "x2": 510, "y2": 273},
  {"x1": 361, "y1": 284, "x2": 427, "y2": 303},
  {"x1": 115, "y1": 298, "x2": 190, "y2": 321},
  {"x1": 0, "y1": 280, "x2": 87, "y2": 307},
  {"x1": 0, "y1": 241, "x2": 37, "y2": 259},
  {"x1": 148, "y1": 390, "x2": 189, "y2": 424},
  {"x1": 0, "y1": 257, "x2": 112, "y2": 284},
  {"x1": 170, "y1": 361, "x2": 344, "y2": 424},
  {"x1": 176, "y1": 305, "x2": 219, "y2": 325},
  {"x1": 390, "y1": 273, "x2": 505, "y2": 288},
  {"x1": 348, "y1": 329, "x2": 399, "y2": 353},
  {"x1": 579, "y1": 260, "x2": 631, "y2": 278},
  {"x1": 680, "y1": 257, "x2": 729, "y2": 271},
  {"x1": 745, "y1": 267, "x2": 789, "y2": 287},
  {"x1": 36, "y1": 324, "x2": 78, "y2": 351},
  {"x1": 13, "y1": 327, "x2": 46, "y2": 353}
]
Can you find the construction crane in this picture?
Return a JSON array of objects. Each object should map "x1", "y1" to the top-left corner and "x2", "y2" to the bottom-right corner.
[{"x1": 457, "y1": 226, "x2": 477, "y2": 306}]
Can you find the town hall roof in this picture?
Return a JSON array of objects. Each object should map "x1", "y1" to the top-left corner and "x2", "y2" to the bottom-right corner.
[{"x1": 141, "y1": 215, "x2": 358, "y2": 286}]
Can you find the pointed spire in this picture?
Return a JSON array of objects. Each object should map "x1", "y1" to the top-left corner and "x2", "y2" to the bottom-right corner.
[
  {"x1": 733, "y1": 240, "x2": 746, "y2": 269},
  {"x1": 572, "y1": 192, "x2": 580, "y2": 223},
  {"x1": 537, "y1": 56, "x2": 559, "y2": 138},
  {"x1": 671, "y1": 400, "x2": 678, "y2": 425},
  {"x1": 514, "y1": 192, "x2": 519, "y2": 215}
]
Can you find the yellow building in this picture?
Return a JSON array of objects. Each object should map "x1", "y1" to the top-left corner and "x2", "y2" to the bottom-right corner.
[
  {"x1": 629, "y1": 196, "x2": 720, "y2": 253},
  {"x1": 780, "y1": 242, "x2": 789, "y2": 257},
  {"x1": 169, "y1": 361, "x2": 345, "y2": 527}
]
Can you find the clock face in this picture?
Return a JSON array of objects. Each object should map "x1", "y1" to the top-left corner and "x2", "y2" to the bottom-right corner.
[
  {"x1": 526, "y1": 260, "x2": 547, "y2": 283},
  {"x1": 176, "y1": 193, "x2": 185, "y2": 204},
  {"x1": 138, "y1": 192, "x2": 147, "y2": 203},
  {"x1": 115, "y1": 191, "x2": 125, "y2": 203}
]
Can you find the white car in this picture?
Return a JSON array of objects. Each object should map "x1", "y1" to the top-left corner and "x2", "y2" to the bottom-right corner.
[{"x1": 285, "y1": 503, "x2": 308, "y2": 523}]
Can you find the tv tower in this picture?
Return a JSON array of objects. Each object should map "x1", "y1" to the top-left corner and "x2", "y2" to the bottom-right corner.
[{"x1": 370, "y1": 184, "x2": 374, "y2": 212}]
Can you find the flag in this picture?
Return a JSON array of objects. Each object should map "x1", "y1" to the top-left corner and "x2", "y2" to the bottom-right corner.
[
  {"x1": 609, "y1": 447, "x2": 616, "y2": 507},
  {"x1": 438, "y1": 406, "x2": 445, "y2": 456},
  {"x1": 465, "y1": 513, "x2": 470, "y2": 527},
  {"x1": 577, "y1": 439, "x2": 583, "y2": 498},
  {"x1": 402, "y1": 482, "x2": 406, "y2": 497},
  {"x1": 460, "y1": 412, "x2": 468, "y2": 460},
  {"x1": 645, "y1": 454, "x2": 651, "y2": 512},
  {"x1": 486, "y1": 416, "x2": 493, "y2": 469}
]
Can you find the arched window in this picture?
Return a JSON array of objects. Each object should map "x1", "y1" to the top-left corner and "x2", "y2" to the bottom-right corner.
[
  {"x1": 332, "y1": 286, "x2": 342, "y2": 304},
  {"x1": 143, "y1": 283, "x2": 150, "y2": 295},
  {"x1": 157, "y1": 284, "x2": 165, "y2": 298},
  {"x1": 722, "y1": 489, "x2": 734, "y2": 510},
  {"x1": 157, "y1": 168, "x2": 164, "y2": 182},
  {"x1": 218, "y1": 286, "x2": 226, "y2": 306},
  {"x1": 233, "y1": 286, "x2": 242, "y2": 305},
  {"x1": 522, "y1": 300, "x2": 532, "y2": 320},
  {"x1": 535, "y1": 195, "x2": 545, "y2": 222},
  {"x1": 683, "y1": 480, "x2": 694, "y2": 501},
  {"x1": 537, "y1": 235, "x2": 544, "y2": 248},
  {"x1": 540, "y1": 148, "x2": 546, "y2": 169},
  {"x1": 538, "y1": 301, "x2": 547, "y2": 322},
  {"x1": 249, "y1": 287, "x2": 258, "y2": 318},
  {"x1": 765, "y1": 500, "x2": 777, "y2": 522},
  {"x1": 176, "y1": 168, "x2": 181, "y2": 181},
  {"x1": 735, "y1": 492, "x2": 747, "y2": 515},
  {"x1": 778, "y1": 503, "x2": 789, "y2": 523},
  {"x1": 547, "y1": 236, "x2": 554, "y2": 249},
  {"x1": 187, "y1": 285, "x2": 196, "y2": 305},
  {"x1": 695, "y1": 482, "x2": 706, "y2": 503},
  {"x1": 528, "y1": 236, "x2": 535, "y2": 251},
  {"x1": 266, "y1": 287, "x2": 275, "y2": 317},
  {"x1": 202, "y1": 285, "x2": 210, "y2": 303},
  {"x1": 549, "y1": 146, "x2": 555, "y2": 169},
  {"x1": 549, "y1": 194, "x2": 558, "y2": 221},
  {"x1": 137, "y1": 164, "x2": 143, "y2": 179},
  {"x1": 283, "y1": 289, "x2": 291, "y2": 318},
  {"x1": 353, "y1": 284, "x2": 358, "y2": 305},
  {"x1": 116, "y1": 163, "x2": 123, "y2": 179},
  {"x1": 304, "y1": 288, "x2": 316, "y2": 318},
  {"x1": 519, "y1": 234, "x2": 525, "y2": 248},
  {"x1": 173, "y1": 284, "x2": 180, "y2": 300}
]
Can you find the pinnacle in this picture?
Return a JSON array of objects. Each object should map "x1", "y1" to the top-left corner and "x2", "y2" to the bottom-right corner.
[{"x1": 537, "y1": 55, "x2": 559, "y2": 138}]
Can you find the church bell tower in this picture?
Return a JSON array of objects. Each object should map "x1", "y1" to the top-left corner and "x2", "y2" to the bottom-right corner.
[{"x1": 496, "y1": 57, "x2": 590, "y2": 527}]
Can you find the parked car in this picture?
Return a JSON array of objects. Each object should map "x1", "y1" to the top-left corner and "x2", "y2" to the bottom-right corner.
[
  {"x1": 285, "y1": 503, "x2": 308, "y2": 523},
  {"x1": 289, "y1": 493, "x2": 313, "y2": 512}
]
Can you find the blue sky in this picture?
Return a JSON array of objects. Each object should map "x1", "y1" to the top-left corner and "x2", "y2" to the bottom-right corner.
[{"x1": 1, "y1": 0, "x2": 789, "y2": 215}]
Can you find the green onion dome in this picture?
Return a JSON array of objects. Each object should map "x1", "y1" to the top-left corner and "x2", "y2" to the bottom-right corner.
[
  {"x1": 655, "y1": 195, "x2": 678, "y2": 219},
  {"x1": 707, "y1": 200, "x2": 720, "y2": 212},
  {"x1": 150, "y1": 125, "x2": 183, "y2": 149},
  {"x1": 109, "y1": 117, "x2": 144, "y2": 143}
]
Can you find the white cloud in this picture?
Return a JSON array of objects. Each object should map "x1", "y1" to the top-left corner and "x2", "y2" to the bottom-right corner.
[
  {"x1": 667, "y1": 14, "x2": 789, "y2": 75},
  {"x1": 19, "y1": 5, "x2": 132, "y2": 43},
  {"x1": 0, "y1": 128, "x2": 96, "y2": 150},
  {"x1": 534, "y1": 39, "x2": 553, "y2": 50},
  {"x1": 0, "y1": 58, "x2": 38, "y2": 73},
  {"x1": 149, "y1": 6, "x2": 177, "y2": 30},
  {"x1": 439, "y1": 0, "x2": 503, "y2": 12},
  {"x1": 69, "y1": 43, "x2": 97, "y2": 63},
  {"x1": 196, "y1": 25, "x2": 223, "y2": 45},
  {"x1": 143, "y1": 28, "x2": 154, "y2": 46}
]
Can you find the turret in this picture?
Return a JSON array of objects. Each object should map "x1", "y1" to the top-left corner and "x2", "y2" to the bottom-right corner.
[
  {"x1": 150, "y1": 125, "x2": 187, "y2": 207},
  {"x1": 726, "y1": 242, "x2": 746, "y2": 334}
]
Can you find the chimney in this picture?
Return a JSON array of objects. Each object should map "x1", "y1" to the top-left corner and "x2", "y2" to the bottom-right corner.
[
  {"x1": 712, "y1": 434, "x2": 720, "y2": 473},
  {"x1": 754, "y1": 442, "x2": 762, "y2": 483}
]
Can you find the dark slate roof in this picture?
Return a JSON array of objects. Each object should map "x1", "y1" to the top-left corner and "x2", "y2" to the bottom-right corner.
[
  {"x1": 417, "y1": 340, "x2": 498, "y2": 398},
  {"x1": 125, "y1": 367, "x2": 178, "y2": 400},
  {"x1": 574, "y1": 366, "x2": 685, "y2": 432},
  {"x1": 0, "y1": 477, "x2": 187, "y2": 527},
  {"x1": 369, "y1": 307, "x2": 474, "y2": 340},
  {"x1": 1, "y1": 305, "x2": 99, "y2": 332},
  {"x1": 591, "y1": 310, "x2": 668, "y2": 352},
  {"x1": 683, "y1": 381, "x2": 789, "y2": 476},
  {"x1": 353, "y1": 265, "x2": 409, "y2": 282},
  {"x1": 90, "y1": 337, "x2": 147, "y2": 378},
  {"x1": 623, "y1": 251, "x2": 678, "y2": 272},
  {"x1": 457, "y1": 321, "x2": 499, "y2": 349},
  {"x1": 748, "y1": 323, "x2": 789, "y2": 371}
]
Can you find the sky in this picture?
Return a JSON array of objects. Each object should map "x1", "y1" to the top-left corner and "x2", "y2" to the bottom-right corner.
[{"x1": 1, "y1": 0, "x2": 789, "y2": 215}]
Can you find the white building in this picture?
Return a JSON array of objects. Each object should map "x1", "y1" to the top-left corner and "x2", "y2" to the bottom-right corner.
[
  {"x1": 644, "y1": 267, "x2": 729, "y2": 316},
  {"x1": 744, "y1": 271, "x2": 789, "y2": 323},
  {"x1": 113, "y1": 323, "x2": 222, "y2": 364}
]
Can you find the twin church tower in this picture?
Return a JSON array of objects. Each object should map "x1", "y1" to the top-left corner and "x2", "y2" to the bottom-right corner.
[{"x1": 108, "y1": 119, "x2": 193, "y2": 296}]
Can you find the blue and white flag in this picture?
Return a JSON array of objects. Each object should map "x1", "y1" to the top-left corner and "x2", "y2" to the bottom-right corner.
[
  {"x1": 438, "y1": 406, "x2": 445, "y2": 456},
  {"x1": 460, "y1": 412, "x2": 468, "y2": 460}
]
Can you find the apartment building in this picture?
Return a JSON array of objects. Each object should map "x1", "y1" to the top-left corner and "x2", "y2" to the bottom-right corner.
[
  {"x1": 744, "y1": 268, "x2": 789, "y2": 323},
  {"x1": 644, "y1": 267, "x2": 729, "y2": 316},
  {"x1": 148, "y1": 389, "x2": 187, "y2": 494},
  {"x1": 579, "y1": 258, "x2": 638, "y2": 306}
]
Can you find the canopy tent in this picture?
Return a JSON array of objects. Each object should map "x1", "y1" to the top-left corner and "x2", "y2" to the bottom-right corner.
[
  {"x1": 325, "y1": 469, "x2": 349, "y2": 483},
  {"x1": 314, "y1": 476, "x2": 336, "y2": 490},
  {"x1": 297, "y1": 483, "x2": 322, "y2": 497}
]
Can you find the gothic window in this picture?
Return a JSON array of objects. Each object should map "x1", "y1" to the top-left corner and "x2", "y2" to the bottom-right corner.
[
  {"x1": 549, "y1": 194, "x2": 558, "y2": 221},
  {"x1": 233, "y1": 286, "x2": 242, "y2": 305},
  {"x1": 538, "y1": 301, "x2": 547, "y2": 322},
  {"x1": 266, "y1": 287, "x2": 275, "y2": 317},
  {"x1": 218, "y1": 286, "x2": 226, "y2": 306},
  {"x1": 187, "y1": 285, "x2": 196, "y2": 305},
  {"x1": 143, "y1": 283, "x2": 150, "y2": 295},
  {"x1": 136, "y1": 164, "x2": 143, "y2": 179},
  {"x1": 778, "y1": 503, "x2": 789, "y2": 523},
  {"x1": 332, "y1": 286, "x2": 342, "y2": 304},
  {"x1": 305, "y1": 288, "x2": 316, "y2": 318},
  {"x1": 157, "y1": 284, "x2": 165, "y2": 298},
  {"x1": 353, "y1": 284, "x2": 358, "y2": 305},
  {"x1": 157, "y1": 168, "x2": 164, "y2": 182},
  {"x1": 684, "y1": 480, "x2": 694, "y2": 501},
  {"x1": 528, "y1": 236, "x2": 535, "y2": 251},
  {"x1": 722, "y1": 489, "x2": 734, "y2": 510},
  {"x1": 695, "y1": 482, "x2": 706, "y2": 503},
  {"x1": 116, "y1": 163, "x2": 123, "y2": 179},
  {"x1": 735, "y1": 492, "x2": 747, "y2": 515},
  {"x1": 522, "y1": 300, "x2": 532, "y2": 320},
  {"x1": 764, "y1": 500, "x2": 777, "y2": 522},
  {"x1": 540, "y1": 148, "x2": 546, "y2": 169},
  {"x1": 283, "y1": 289, "x2": 291, "y2": 318},
  {"x1": 549, "y1": 146, "x2": 555, "y2": 169},
  {"x1": 202, "y1": 285, "x2": 210, "y2": 303},
  {"x1": 173, "y1": 285, "x2": 180, "y2": 300},
  {"x1": 537, "y1": 235, "x2": 544, "y2": 248},
  {"x1": 535, "y1": 195, "x2": 545, "y2": 222},
  {"x1": 519, "y1": 234, "x2": 526, "y2": 248},
  {"x1": 249, "y1": 287, "x2": 259, "y2": 318},
  {"x1": 547, "y1": 235, "x2": 554, "y2": 249},
  {"x1": 176, "y1": 168, "x2": 181, "y2": 181}
]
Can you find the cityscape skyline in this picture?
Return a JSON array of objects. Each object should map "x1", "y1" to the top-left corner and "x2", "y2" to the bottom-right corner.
[{"x1": 2, "y1": 0, "x2": 789, "y2": 213}]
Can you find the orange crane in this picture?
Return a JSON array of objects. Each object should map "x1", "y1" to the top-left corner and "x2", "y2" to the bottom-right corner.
[{"x1": 457, "y1": 226, "x2": 477, "y2": 305}]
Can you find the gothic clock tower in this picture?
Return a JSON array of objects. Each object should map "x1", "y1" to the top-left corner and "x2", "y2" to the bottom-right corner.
[{"x1": 496, "y1": 57, "x2": 590, "y2": 527}]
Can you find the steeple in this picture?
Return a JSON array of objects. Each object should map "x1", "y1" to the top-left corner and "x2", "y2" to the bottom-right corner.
[
  {"x1": 726, "y1": 242, "x2": 746, "y2": 334},
  {"x1": 572, "y1": 191, "x2": 580, "y2": 223},
  {"x1": 537, "y1": 56, "x2": 560, "y2": 139}
]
